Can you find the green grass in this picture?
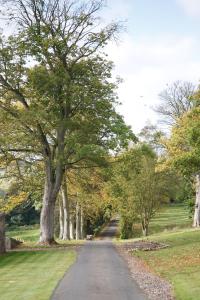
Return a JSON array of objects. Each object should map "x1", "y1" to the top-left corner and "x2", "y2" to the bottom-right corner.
[
  {"x1": 149, "y1": 204, "x2": 191, "y2": 235},
  {"x1": 7, "y1": 225, "x2": 40, "y2": 243},
  {"x1": 0, "y1": 250, "x2": 76, "y2": 300},
  {"x1": 116, "y1": 204, "x2": 200, "y2": 299},
  {"x1": 6, "y1": 225, "x2": 84, "y2": 247},
  {"x1": 122, "y1": 204, "x2": 199, "y2": 300},
  {"x1": 130, "y1": 204, "x2": 191, "y2": 238},
  {"x1": 134, "y1": 229, "x2": 200, "y2": 300}
]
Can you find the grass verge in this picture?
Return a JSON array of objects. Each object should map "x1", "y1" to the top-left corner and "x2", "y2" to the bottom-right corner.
[
  {"x1": 134, "y1": 229, "x2": 200, "y2": 300},
  {"x1": 0, "y1": 249, "x2": 76, "y2": 300},
  {"x1": 116, "y1": 205, "x2": 200, "y2": 299}
]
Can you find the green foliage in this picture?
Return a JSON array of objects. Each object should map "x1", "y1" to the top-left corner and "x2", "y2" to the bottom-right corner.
[
  {"x1": 120, "y1": 214, "x2": 134, "y2": 239},
  {"x1": 109, "y1": 144, "x2": 173, "y2": 237},
  {"x1": 165, "y1": 107, "x2": 200, "y2": 176}
]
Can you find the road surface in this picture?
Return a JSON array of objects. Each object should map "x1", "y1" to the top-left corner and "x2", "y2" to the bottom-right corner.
[{"x1": 51, "y1": 220, "x2": 147, "y2": 300}]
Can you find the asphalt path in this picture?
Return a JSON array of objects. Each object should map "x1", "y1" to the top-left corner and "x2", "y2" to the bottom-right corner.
[{"x1": 51, "y1": 220, "x2": 147, "y2": 300}]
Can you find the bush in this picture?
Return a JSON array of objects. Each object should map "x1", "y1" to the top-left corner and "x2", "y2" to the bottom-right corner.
[{"x1": 120, "y1": 216, "x2": 133, "y2": 239}]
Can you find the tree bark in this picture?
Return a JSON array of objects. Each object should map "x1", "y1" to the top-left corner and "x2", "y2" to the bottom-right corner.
[
  {"x1": 59, "y1": 197, "x2": 64, "y2": 239},
  {"x1": 39, "y1": 160, "x2": 64, "y2": 244},
  {"x1": 76, "y1": 201, "x2": 81, "y2": 240},
  {"x1": 61, "y1": 180, "x2": 70, "y2": 240},
  {"x1": 0, "y1": 213, "x2": 5, "y2": 254},
  {"x1": 193, "y1": 174, "x2": 200, "y2": 227},
  {"x1": 80, "y1": 206, "x2": 85, "y2": 239},
  {"x1": 142, "y1": 218, "x2": 149, "y2": 236},
  {"x1": 39, "y1": 189, "x2": 56, "y2": 244},
  {"x1": 70, "y1": 214, "x2": 75, "y2": 240}
]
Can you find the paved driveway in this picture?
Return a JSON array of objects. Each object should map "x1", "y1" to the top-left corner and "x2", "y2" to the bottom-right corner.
[{"x1": 51, "y1": 221, "x2": 147, "y2": 300}]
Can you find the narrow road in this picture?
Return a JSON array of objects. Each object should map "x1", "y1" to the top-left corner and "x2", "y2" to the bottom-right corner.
[{"x1": 51, "y1": 220, "x2": 147, "y2": 300}]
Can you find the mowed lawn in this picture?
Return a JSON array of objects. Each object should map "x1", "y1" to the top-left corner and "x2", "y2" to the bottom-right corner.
[
  {"x1": 6, "y1": 225, "x2": 83, "y2": 247},
  {"x1": 7, "y1": 225, "x2": 40, "y2": 244},
  {"x1": 0, "y1": 250, "x2": 76, "y2": 300},
  {"x1": 149, "y1": 204, "x2": 191, "y2": 235},
  {"x1": 131, "y1": 204, "x2": 191, "y2": 238},
  {"x1": 133, "y1": 205, "x2": 200, "y2": 300},
  {"x1": 1, "y1": 226, "x2": 78, "y2": 300}
]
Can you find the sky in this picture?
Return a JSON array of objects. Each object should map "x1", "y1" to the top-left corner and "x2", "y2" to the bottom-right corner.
[{"x1": 101, "y1": 0, "x2": 200, "y2": 133}]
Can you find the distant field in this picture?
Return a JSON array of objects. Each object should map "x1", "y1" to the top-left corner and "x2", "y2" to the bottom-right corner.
[
  {"x1": 0, "y1": 250, "x2": 76, "y2": 300},
  {"x1": 7, "y1": 225, "x2": 40, "y2": 244},
  {"x1": 131, "y1": 204, "x2": 191, "y2": 238},
  {"x1": 6, "y1": 225, "x2": 83, "y2": 247},
  {"x1": 149, "y1": 204, "x2": 191, "y2": 235}
]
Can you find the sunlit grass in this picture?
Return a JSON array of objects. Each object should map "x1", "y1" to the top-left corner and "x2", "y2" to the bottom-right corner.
[
  {"x1": 129, "y1": 204, "x2": 192, "y2": 238},
  {"x1": 6, "y1": 225, "x2": 84, "y2": 247},
  {"x1": 0, "y1": 250, "x2": 76, "y2": 300}
]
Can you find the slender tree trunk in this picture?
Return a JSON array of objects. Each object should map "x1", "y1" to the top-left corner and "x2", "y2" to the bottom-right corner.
[
  {"x1": 70, "y1": 214, "x2": 75, "y2": 240},
  {"x1": 142, "y1": 218, "x2": 149, "y2": 236},
  {"x1": 59, "y1": 197, "x2": 64, "y2": 239},
  {"x1": 0, "y1": 213, "x2": 5, "y2": 254},
  {"x1": 80, "y1": 206, "x2": 84, "y2": 239},
  {"x1": 193, "y1": 174, "x2": 200, "y2": 227},
  {"x1": 76, "y1": 202, "x2": 81, "y2": 240},
  {"x1": 61, "y1": 180, "x2": 70, "y2": 240}
]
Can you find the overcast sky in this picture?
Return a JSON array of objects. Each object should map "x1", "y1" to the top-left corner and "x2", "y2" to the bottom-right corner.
[{"x1": 102, "y1": 0, "x2": 200, "y2": 133}]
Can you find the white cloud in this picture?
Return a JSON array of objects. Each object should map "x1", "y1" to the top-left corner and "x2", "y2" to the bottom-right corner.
[
  {"x1": 177, "y1": 0, "x2": 200, "y2": 17},
  {"x1": 106, "y1": 34, "x2": 200, "y2": 133}
]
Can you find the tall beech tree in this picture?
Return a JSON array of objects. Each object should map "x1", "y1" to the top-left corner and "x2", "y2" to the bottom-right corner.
[{"x1": 0, "y1": 0, "x2": 133, "y2": 244}]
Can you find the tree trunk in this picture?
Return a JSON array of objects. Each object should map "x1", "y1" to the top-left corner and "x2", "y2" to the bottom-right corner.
[
  {"x1": 59, "y1": 197, "x2": 64, "y2": 239},
  {"x1": 193, "y1": 174, "x2": 200, "y2": 227},
  {"x1": 76, "y1": 202, "x2": 81, "y2": 240},
  {"x1": 142, "y1": 219, "x2": 149, "y2": 236},
  {"x1": 39, "y1": 190, "x2": 56, "y2": 244},
  {"x1": 39, "y1": 163, "x2": 64, "y2": 244},
  {"x1": 80, "y1": 206, "x2": 85, "y2": 239},
  {"x1": 39, "y1": 169, "x2": 61, "y2": 245},
  {"x1": 0, "y1": 213, "x2": 5, "y2": 254},
  {"x1": 70, "y1": 214, "x2": 75, "y2": 240},
  {"x1": 61, "y1": 180, "x2": 70, "y2": 240}
]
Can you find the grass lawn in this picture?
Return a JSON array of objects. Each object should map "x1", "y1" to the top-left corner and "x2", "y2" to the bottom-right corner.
[
  {"x1": 116, "y1": 204, "x2": 200, "y2": 299},
  {"x1": 124, "y1": 205, "x2": 199, "y2": 300},
  {"x1": 130, "y1": 204, "x2": 191, "y2": 238},
  {"x1": 2, "y1": 225, "x2": 82, "y2": 299},
  {"x1": 6, "y1": 225, "x2": 84, "y2": 247},
  {"x1": 7, "y1": 225, "x2": 40, "y2": 244},
  {"x1": 134, "y1": 229, "x2": 200, "y2": 300},
  {"x1": 149, "y1": 204, "x2": 191, "y2": 235},
  {"x1": 0, "y1": 249, "x2": 76, "y2": 300}
]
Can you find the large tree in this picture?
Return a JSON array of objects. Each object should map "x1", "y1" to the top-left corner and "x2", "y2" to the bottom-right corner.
[{"x1": 0, "y1": 0, "x2": 133, "y2": 244}]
